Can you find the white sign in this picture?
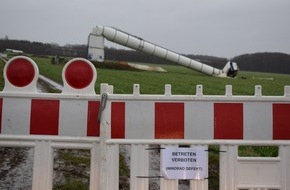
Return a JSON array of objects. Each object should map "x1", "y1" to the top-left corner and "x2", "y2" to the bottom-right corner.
[{"x1": 161, "y1": 146, "x2": 208, "y2": 180}]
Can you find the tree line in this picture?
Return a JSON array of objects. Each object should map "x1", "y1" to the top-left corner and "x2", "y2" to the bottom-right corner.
[
  {"x1": 232, "y1": 53, "x2": 290, "y2": 74},
  {"x1": 0, "y1": 38, "x2": 87, "y2": 57},
  {"x1": 1, "y1": 38, "x2": 289, "y2": 74}
]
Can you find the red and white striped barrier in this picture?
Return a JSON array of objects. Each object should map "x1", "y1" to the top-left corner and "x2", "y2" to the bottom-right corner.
[
  {"x1": 109, "y1": 100, "x2": 290, "y2": 140},
  {"x1": 1, "y1": 56, "x2": 290, "y2": 190},
  {"x1": 102, "y1": 84, "x2": 290, "y2": 140},
  {"x1": 0, "y1": 98, "x2": 100, "y2": 137},
  {"x1": 0, "y1": 56, "x2": 290, "y2": 140},
  {"x1": 0, "y1": 56, "x2": 100, "y2": 137}
]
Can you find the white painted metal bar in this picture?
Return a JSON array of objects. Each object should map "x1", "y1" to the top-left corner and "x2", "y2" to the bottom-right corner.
[
  {"x1": 105, "y1": 94, "x2": 290, "y2": 102},
  {"x1": 196, "y1": 85, "x2": 203, "y2": 96},
  {"x1": 164, "y1": 84, "x2": 172, "y2": 96},
  {"x1": 0, "y1": 92, "x2": 100, "y2": 100},
  {"x1": 101, "y1": 84, "x2": 290, "y2": 101},
  {"x1": 0, "y1": 136, "x2": 99, "y2": 149},
  {"x1": 279, "y1": 145, "x2": 290, "y2": 190},
  {"x1": 99, "y1": 83, "x2": 112, "y2": 190},
  {"x1": 284, "y1": 86, "x2": 290, "y2": 97},
  {"x1": 189, "y1": 145, "x2": 208, "y2": 190},
  {"x1": 0, "y1": 140, "x2": 35, "y2": 147},
  {"x1": 190, "y1": 178, "x2": 208, "y2": 190},
  {"x1": 219, "y1": 145, "x2": 237, "y2": 190},
  {"x1": 51, "y1": 142, "x2": 95, "y2": 149},
  {"x1": 0, "y1": 134, "x2": 99, "y2": 143},
  {"x1": 255, "y1": 85, "x2": 262, "y2": 97},
  {"x1": 133, "y1": 84, "x2": 140, "y2": 96},
  {"x1": 107, "y1": 144, "x2": 119, "y2": 190},
  {"x1": 106, "y1": 139, "x2": 290, "y2": 146},
  {"x1": 89, "y1": 142, "x2": 100, "y2": 190},
  {"x1": 236, "y1": 185, "x2": 281, "y2": 189},
  {"x1": 130, "y1": 144, "x2": 149, "y2": 190},
  {"x1": 39, "y1": 75, "x2": 63, "y2": 91},
  {"x1": 237, "y1": 157, "x2": 280, "y2": 162},
  {"x1": 32, "y1": 141, "x2": 54, "y2": 190},
  {"x1": 225, "y1": 85, "x2": 232, "y2": 96}
]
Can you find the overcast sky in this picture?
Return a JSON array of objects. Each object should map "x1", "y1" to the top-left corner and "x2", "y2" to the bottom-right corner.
[{"x1": 1, "y1": 0, "x2": 290, "y2": 58}]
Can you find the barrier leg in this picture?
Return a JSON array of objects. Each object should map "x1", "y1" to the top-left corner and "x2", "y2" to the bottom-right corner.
[
  {"x1": 89, "y1": 142, "x2": 100, "y2": 190},
  {"x1": 107, "y1": 144, "x2": 119, "y2": 190},
  {"x1": 219, "y1": 145, "x2": 237, "y2": 190},
  {"x1": 189, "y1": 145, "x2": 208, "y2": 190},
  {"x1": 130, "y1": 144, "x2": 149, "y2": 190},
  {"x1": 32, "y1": 141, "x2": 53, "y2": 190},
  {"x1": 279, "y1": 145, "x2": 290, "y2": 190}
]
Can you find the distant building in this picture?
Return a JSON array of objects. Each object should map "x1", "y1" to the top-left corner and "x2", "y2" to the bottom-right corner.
[
  {"x1": 6, "y1": 48, "x2": 24, "y2": 54},
  {"x1": 0, "y1": 53, "x2": 7, "y2": 58}
]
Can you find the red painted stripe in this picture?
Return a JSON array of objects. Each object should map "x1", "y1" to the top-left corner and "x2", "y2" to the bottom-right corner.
[
  {"x1": 0, "y1": 98, "x2": 2, "y2": 133},
  {"x1": 155, "y1": 102, "x2": 184, "y2": 139},
  {"x1": 214, "y1": 103, "x2": 243, "y2": 139},
  {"x1": 87, "y1": 101, "x2": 100, "y2": 136},
  {"x1": 30, "y1": 99, "x2": 59, "y2": 135},
  {"x1": 273, "y1": 104, "x2": 290, "y2": 140},
  {"x1": 111, "y1": 102, "x2": 125, "y2": 138}
]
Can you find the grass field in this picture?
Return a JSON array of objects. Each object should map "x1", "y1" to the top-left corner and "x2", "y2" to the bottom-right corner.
[{"x1": 29, "y1": 56, "x2": 290, "y2": 96}]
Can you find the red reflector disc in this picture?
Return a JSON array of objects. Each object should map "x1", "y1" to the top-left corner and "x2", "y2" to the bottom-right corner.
[
  {"x1": 6, "y1": 58, "x2": 35, "y2": 87},
  {"x1": 65, "y1": 60, "x2": 94, "y2": 89}
]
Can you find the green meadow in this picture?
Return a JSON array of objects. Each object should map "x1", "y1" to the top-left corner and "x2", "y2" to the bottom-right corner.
[{"x1": 26, "y1": 56, "x2": 290, "y2": 96}]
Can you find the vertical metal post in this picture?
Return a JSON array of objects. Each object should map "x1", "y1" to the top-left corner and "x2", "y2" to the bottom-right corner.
[
  {"x1": 99, "y1": 84, "x2": 111, "y2": 190},
  {"x1": 219, "y1": 145, "x2": 237, "y2": 190},
  {"x1": 107, "y1": 144, "x2": 119, "y2": 190},
  {"x1": 189, "y1": 145, "x2": 208, "y2": 190},
  {"x1": 89, "y1": 142, "x2": 100, "y2": 190},
  {"x1": 130, "y1": 144, "x2": 149, "y2": 189},
  {"x1": 32, "y1": 141, "x2": 53, "y2": 190},
  {"x1": 279, "y1": 145, "x2": 290, "y2": 190}
]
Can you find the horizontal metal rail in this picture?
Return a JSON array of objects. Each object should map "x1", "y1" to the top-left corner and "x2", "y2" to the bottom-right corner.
[
  {"x1": 106, "y1": 139, "x2": 290, "y2": 146},
  {"x1": 0, "y1": 135, "x2": 100, "y2": 149}
]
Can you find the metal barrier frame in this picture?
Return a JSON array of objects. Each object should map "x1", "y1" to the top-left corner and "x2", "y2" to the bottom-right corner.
[{"x1": 1, "y1": 56, "x2": 290, "y2": 190}]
